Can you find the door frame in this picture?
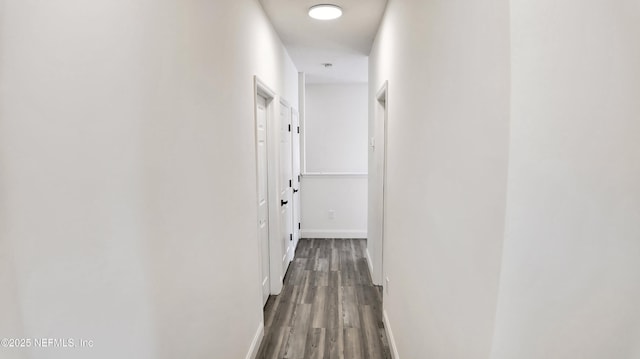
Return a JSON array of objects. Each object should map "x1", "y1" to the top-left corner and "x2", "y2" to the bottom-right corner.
[
  {"x1": 254, "y1": 76, "x2": 281, "y2": 297},
  {"x1": 290, "y1": 107, "x2": 301, "y2": 252},
  {"x1": 375, "y1": 81, "x2": 389, "y2": 287}
]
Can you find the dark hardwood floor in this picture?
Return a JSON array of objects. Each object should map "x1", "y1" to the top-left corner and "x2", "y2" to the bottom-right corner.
[{"x1": 257, "y1": 238, "x2": 392, "y2": 359}]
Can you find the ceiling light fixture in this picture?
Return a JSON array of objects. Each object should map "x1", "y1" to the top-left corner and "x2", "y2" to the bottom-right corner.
[{"x1": 308, "y1": 4, "x2": 343, "y2": 20}]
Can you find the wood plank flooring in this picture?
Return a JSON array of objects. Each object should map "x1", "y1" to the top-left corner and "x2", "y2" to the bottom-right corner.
[{"x1": 257, "y1": 238, "x2": 391, "y2": 359}]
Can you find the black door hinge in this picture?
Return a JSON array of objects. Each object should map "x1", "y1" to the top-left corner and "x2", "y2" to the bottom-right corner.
[
  {"x1": 288, "y1": 124, "x2": 291, "y2": 132},
  {"x1": 289, "y1": 179, "x2": 292, "y2": 188},
  {"x1": 289, "y1": 233, "x2": 293, "y2": 241},
  {"x1": 297, "y1": 126, "x2": 300, "y2": 134},
  {"x1": 298, "y1": 222, "x2": 301, "y2": 230},
  {"x1": 298, "y1": 175, "x2": 300, "y2": 182}
]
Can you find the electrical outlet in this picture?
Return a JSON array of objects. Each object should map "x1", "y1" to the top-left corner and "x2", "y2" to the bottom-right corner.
[
  {"x1": 328, "y1": 210, "x2": 335, "y2": 219},
  {"x1": 386, "y1": 277, "x2": 390, "y2": 294}
]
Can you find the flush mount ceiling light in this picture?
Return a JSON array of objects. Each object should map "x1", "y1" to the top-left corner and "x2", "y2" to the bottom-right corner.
[{"x1": 308, "y1": 4, "x2": 343, "y2": 20}]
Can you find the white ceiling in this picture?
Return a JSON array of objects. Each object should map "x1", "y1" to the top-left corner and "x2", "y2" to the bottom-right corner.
[{"x1": 259, "y1": 0, "x2": 388, "y2": 84}]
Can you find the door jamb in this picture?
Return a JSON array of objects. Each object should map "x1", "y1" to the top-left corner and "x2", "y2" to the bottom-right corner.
[{"x1": 376, "y1": 81, "x2": 388, "y2": 288}]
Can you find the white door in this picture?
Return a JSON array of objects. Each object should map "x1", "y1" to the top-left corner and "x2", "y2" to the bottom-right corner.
[
  {"x1": 291, "y1": 109, "x2": 301, "y2": 249},
  {"x1": 279, "y1": 102, "x2": 293, "y2": 272},
  {"x1": 256, "y1": 95, "x2": 270, "y2": 306}
]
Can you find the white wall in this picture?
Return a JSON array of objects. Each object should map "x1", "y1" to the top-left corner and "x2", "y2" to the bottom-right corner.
[
  {"x1": 0, "y1": 1, "x2": 297, "y2": 358},
  {"x1": 300, "y1": 174, "x2": 368, "y2": 238},
  {"x1": 301, "y1": 84, "x2": 368, "y2": 238},
  {"x1": 305, "y1": 84, "x2": 368, "y2": 174},
  {"x1": 369, "y1": 0, "x2": 510, "y2": 357},
  {"x1": 491, "y1": 1, "x2": 640, "y2": 358},
  {"x1": 370, "y1": 1, "x2": 640, "y2": 358}
]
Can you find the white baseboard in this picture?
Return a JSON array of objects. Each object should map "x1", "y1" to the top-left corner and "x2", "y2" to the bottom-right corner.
[
  {"x1": 245, "y1": 321, "x2": 264, "y2": 359},
  {"x1": 366, "y1": 248, "x2": 374, "y2": 279},
  {"x1": 300, "y1": 229, "x2": 367, "y2": 239},
  {"x1": 383, "y1": 309, "x2": 400, "y2": 359}
]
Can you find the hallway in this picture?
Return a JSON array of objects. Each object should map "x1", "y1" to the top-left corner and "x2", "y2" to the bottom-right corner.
[
  {"x1": 1, "y1": 1, "x2": 638, "y2": 358},
  {"x1": 257, "y1": 239, "x2": 391, "y2": 358}
]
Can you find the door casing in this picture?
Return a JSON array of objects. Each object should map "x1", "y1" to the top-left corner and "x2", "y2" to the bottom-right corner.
[
  {"x1": 291, "y1": 108, "x2": 301, "y2": 251},
  {"x1": 371, "y1": 81, "x2": 388, "y2": 287},
  {"x1": 254, "y1": 76, "x2": 288, "y2": 296},
  {"x1": 255, "y1": 93, "x2": 271, "y2": 306}
]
